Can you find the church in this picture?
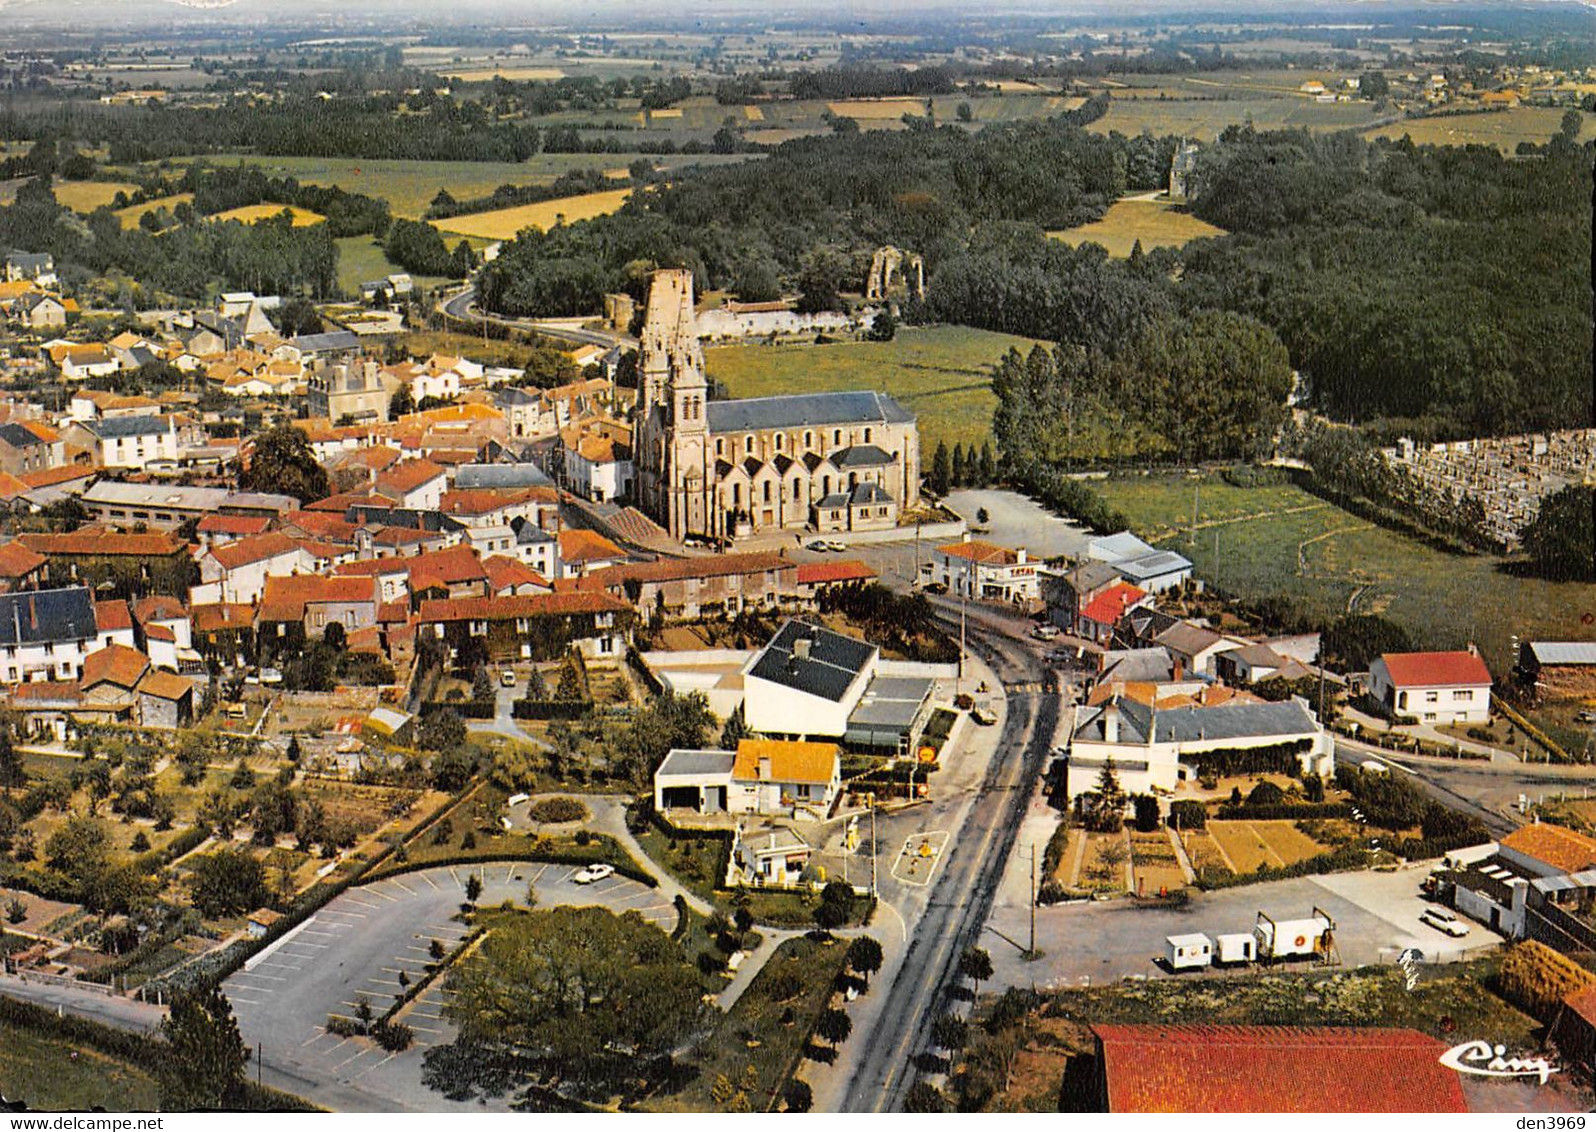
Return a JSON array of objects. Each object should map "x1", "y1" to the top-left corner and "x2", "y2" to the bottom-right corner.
[{"x1": 633, "y1": 270, "x2": 920, "y2": 543}]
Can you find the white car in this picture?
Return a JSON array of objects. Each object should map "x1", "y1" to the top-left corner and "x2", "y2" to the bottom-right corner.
[
  {"x1": 1420, "y1": 908, "x2": 1469, "y2": 937},
  {"x1": 971, "y1": 707, "x2": 998, "y2": 726},
  {"x1": 1032, "y1": 624, "x2": 1061, "y2": 641},
  {"x1": 824, "y1": 539, "x2": 848, "y2": 552},
  {"x1": 573, "y1": 863, "x2": 615, "y2": 885},
  {"x1": 806, "y1": 540, "x2": 832, "y2": 552}
]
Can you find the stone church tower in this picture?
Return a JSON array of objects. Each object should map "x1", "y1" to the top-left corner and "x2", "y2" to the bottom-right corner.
[{"x1": 634, "y1": 269, "x2": 712, "y2": 541}]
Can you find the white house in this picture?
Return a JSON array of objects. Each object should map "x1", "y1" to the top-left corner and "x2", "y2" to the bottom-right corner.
[
  {"x1": 1066, "y1": 693, "x2": 1334, "y2": 804},
  {"x1": 1087, "y1": 532, "x2": 1193, "y2": 593},
  {"x1": 375, "y1": 459, "x2": 447, "y2": 511},
  {"x1": 1368, "y1": 649, "x2": 1493, "y2": 724},
  {"x1": 730, "y1": 825, "x2": 812, "y2": 888},
  {"x1": 653, "y1": 738, "x2": 842, "y2": 818},
  {"x1": 197, "y1": 532, "x2": 316, "y2": 605},
  {"x1": 565, "y1": 430, "x2": 633, "y2": 504},
  {"x1": 742, "y1": 620, "x2": 879, "y2": 741},
  {"x1": 83, "y1": 415, "x2": 183, "y2": 471},
  {"x1": 0, "y1": 587, "x2": 106, "y2": 683},
  {"x1": 931, "y1": 536, "x2": 1039, "y2": 603}
]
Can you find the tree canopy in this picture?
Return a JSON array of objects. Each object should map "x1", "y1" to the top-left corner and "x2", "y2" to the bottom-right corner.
[{"x1": 240, "y1": 424, "x2": 329, "y2": 503}]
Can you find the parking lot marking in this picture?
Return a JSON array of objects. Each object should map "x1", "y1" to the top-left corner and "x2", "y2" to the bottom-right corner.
[
  {"x1": 228, "y1": 995, "x2": 263, "y2": 1005},
  {"x1": 321, "y1": 908, "x2": 368, "y2": 919},
  {"x1": 528, "y1": 864, "x2": 548, "y2": 884},
  {"x1": 283, "y1": 941, "x2": 327, "y2": 951},
  {"x1": 417, "y1": 871, "x2": 440, "y2": 891},
  {"x1": 302, "y1": 1030, "x2": 330, "y2": 1047},
  {"x1": 297, "y1": 927, "x2": 341, "y2": 938},
  {"x1": 362, "y1": 886, "x2": 400, "y2": 904},
  {"x1": 234, "y1": 970, "x2": 288, "y2": 981},
  {"x1": 388, "y1": 877, "x2": 417, "y2": 896},
  {"x1": 256, "y1": 961, "x2": 301, "y2": 972}
]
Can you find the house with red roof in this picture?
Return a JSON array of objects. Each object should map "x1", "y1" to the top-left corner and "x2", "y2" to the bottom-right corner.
[
  {"x1": 796, "y1": 559, "x2": 876, "y2": 602},
  {"x1": 573, "y1": 551, "x2": 799, "y2": 622},
  {"x1": 374, "y1": 457, "x2": 446, "y2": 511},
  {"x1": 196, "y1": 531, "x2": 316, "y2": 605},
  {"x1": 0, "y1": 540, "x2": 46, "y2": 593},
  {"x1": 258, "y1": 574, "x2": 379, "y2": 646},
  {"x1": 1369, "y1": 648, "x2": 1493, "y2": 724},
  {"x1": 1084, "y1": 1024, "x2": 1468, "y2": 1112},
  {"x1": 1076, "y1": 581, "x2": 1153, "y2": 646},
  {"x1": 194, "y1": 512, "x2": 273, "y2": 551},
  {"x1": 481, "y1": 555, "x2": 551, "y2": 597},
  {"x1": 557, "y1": 528, "x2": 628, "y2": 579},
  {"x1": 417, "y1": 591, "x2": 631, "y2": 664},
  {"x1": 931, "y1": 535, "x2": 1039, "y2": 603}
]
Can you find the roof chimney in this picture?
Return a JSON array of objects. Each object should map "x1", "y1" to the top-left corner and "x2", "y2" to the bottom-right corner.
[
  {"x1": 759, "y1": 755, "x2": 772, "y2": 781},
  {"x1": 1102, "y1": 701, "x2": 1119, "y2": 743},
  {"x1": 793, "y1": 637, "x2": 811, "y2": 661}
]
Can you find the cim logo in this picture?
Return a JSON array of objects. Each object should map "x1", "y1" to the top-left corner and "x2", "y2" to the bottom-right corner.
[{"x1": 1439, "y1": 1040, "x2": 1559, "y2": 1085}]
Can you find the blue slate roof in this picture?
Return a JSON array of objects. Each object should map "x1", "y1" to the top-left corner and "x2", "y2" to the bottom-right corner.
[
  {"x1": 0, "y1": 423, "x2": 43, "y2": 449},
  {"x1": 454, "y1": 463, "x2": 553, "y2": 489},
  {"x1": 830, "y1": 444, "x2": 895, "y2": 469},
  {"x1": 747, "y1": 619, "x2": 875, "y2": 703},
  {"x1": 706, "y1": 391, "x2": 913, "y2": 434},
  {"x1": 289, "y1": 330, "x2": 361, "y2": 353},
  {"x1": 0, "y1": 586, "x2": 96, "y2": 647},
  {"x1": 86, "y1": 415, "x2": 169, "y2": 439}
]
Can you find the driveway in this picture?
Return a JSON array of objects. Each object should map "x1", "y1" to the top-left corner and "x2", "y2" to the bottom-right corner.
[{"x1": 221, "y1": 861, "x2": 678, "y2": 1112}]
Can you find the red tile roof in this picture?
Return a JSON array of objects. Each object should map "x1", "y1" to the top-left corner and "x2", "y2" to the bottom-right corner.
[
  {"x1": 137, "y1": 669, "x2": 193, "y2": 701},
  {"x1": 796, "y1": 559, "x2": 877, "y2": 586},
  {"x1": 1379, "y1": 650, "x2": 1493, "y2": 689},
  {"x1": 132, "y1": 595, "x2": 186, "y2": 624},
  {"x1": 334, "y1": 558, "x2": 412, "y2": 578},
  {"x1": 305, "y1": 491, "x2": 382, "y2": 513},
  {"x1": 81, "y1": 644, "x2": 150, "y2": 691},
  {"x1": 417, "y1": 591, "x2": 627, "y2": 623},
  {"x1": 558, "y1": 528, "x2": 625, "y2": 565},
  {"x1": 0, "y1": 472, "x2": 29, "y2": 502},
  {"x1": 0, "y1": 540, "x2": 46, "y2": 579},
  {"x1": 438, "y1": 488, "x2": 537, "y2": 517},
  {"x1": 190, "y1": 603, "x2": 256, "y2": 633},
  {"x1": 481, "y1": 554, "x2": 550, "y2": 594},
  {"x1": 94, "y1": 599, "x2": 134, "y2": 634},
  {"x1": 405, "y1": 545, "x2": 488, "y2": 592},
  {"x1": 937, "y1": 538, "x2": 1021, "y2": 566},
  {"x1": 281, "y1": 510, "x2": 358, "y2": 542},
  {"x1": 259, "y1": 574, "x2": 376, "y2": 623},
  {"x1": 207, "y1": 531, "x2": 303, "y2": 571},
  {"x1": 10, "y1": 679, "x2": 83, "y2": 706},
  {"x1": 1501, "y1": 823, "x2": 1596, "y2": 874},
  {"x1": 375, "y1": 457, "x2": 445, "y2": 497},
  {"x1": 1093, "y1": 1025, "x2": 1468, "y2": 1113},
  {"x1": 18, "y1": 465, "x2": 94, "y2": 489},
  {"x1": 197, "y1": 513, "x2": 272, "y2": 537},
  {"x1": 20, "y1": 531, "x2": 185, "y2": 558},
  {"x1": 1080, "y1": 581, "x2": 1148, "y2": 626}
]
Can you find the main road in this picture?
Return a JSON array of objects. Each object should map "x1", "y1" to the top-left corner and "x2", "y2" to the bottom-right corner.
[
  {"x1": 438, "y1": 285, "x2": 635, "y2": 351},
  {"x1": 837, "y1": 595, "x2": 1057, "y2": 1112}
]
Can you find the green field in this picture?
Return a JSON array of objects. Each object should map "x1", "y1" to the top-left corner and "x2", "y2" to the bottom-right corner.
[
  {"x1": 705, "y1": 325, "x2": 1039, "y2": 457},
  {"x1": 0, "y1": 1025, "x2": 161, "y2": 1112},
  {"x1": 1095, "y1": 471, "x2": 1595, "y2": 676},
  {"x1": 1363, "y1": 106, "x2": 1596, "y2": 153},
  {"x1": 1087, "y1": 94, "x2": 1382, "y2": 141},
  {"x1": 157, "y1": 152, "x2": 753, "y2": 219},
  {"x1": 334, "y1": 235, "x2": 458, "y2": 295}
]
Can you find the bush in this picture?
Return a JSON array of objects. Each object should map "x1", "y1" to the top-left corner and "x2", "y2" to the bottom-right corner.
[
  {"x1": 371, "y1": 1020, "x2": 414, "y2": 1051},
  {"x1": 1167, "y1": 800, "x2": 1207, "y2": 830},
  {"x1": 1131, "y1": 794, "x2": 1160, "y2": 833},
  {"x1": 1246, "y1": 781, "x2": 1286, "y2": 807},
  {"x1": 326, "y1": 1014, "x2": 363, "y2": 1037},
  {"x1": 527, "y1": 797, "x2": 588, "y2": 824}
]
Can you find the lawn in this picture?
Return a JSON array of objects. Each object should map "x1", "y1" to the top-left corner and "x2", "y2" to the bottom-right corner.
[
  {"x1": 704, "y1": 325, "x2": 1040, "y2": 457},
  {"x1": 0, "y1": 1024, "x2": 161, "y2": 1112},
  {"x1": 1364, "y1": 106, "x2": 1596, "y2": 153},
  {"x1": 335, "y1": 235, "x2": 453, "y2": 296},
  {"x1": 1093, "y1": 471, "x2": 1591, "y2": 679},
  {"x1": 436, "y1": 187, "x2": 633, "y2": 240},
  {"x1": 644, "y1": 934, "x2": 850, "y2": 1112},
  {"x1": 212, "y1": 203, "x2": 325, "y2": 226},
  {"x1": 1207, "y1": 819, "x2": 1330, "y2": 875},
  {"x1": 155, "y1": 153, "x2": 750, "y2": 219},
  {"x1": 1207, "y1": 820, "x2": 1272, "y2": 874},
  {"x1": 52, "y1": 179, "x2": 138, "y2": 213},
  {"x1": 1049, "y1": 197, "x2": 1227, "y2": 257}
]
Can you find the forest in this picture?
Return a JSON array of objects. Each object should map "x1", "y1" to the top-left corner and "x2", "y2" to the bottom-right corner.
[{"x1": 482, "y1": 108, "x2": 1590, "y2": 446}]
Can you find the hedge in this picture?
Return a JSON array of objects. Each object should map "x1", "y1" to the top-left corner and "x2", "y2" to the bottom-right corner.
[
  {"x1": 1196, "y1": 843, "x2": 1372, "y2": 890},
  {"x1": 422, "y1": 700, "x2": 494, "y2": 719},
  {"x1": 1214, "y1": 802, "x2": 1353, "y2": 822},
  {"x1": 364, "y1": 844, "x2": 658, "y2": 890},
  {"x1": 512, "y1": 698, "x2": 593, "y2": 720},
  {"x1": 1188, "y1": 741, "x2": 1312, "y2": 780}
]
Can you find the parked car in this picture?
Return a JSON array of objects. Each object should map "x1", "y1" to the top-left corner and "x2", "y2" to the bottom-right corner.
[
  {"x1": 1032, "y1": 624, "x2": 1061, "y2": 641},
  {"x1": 573, "y1": 863, "x2": 615, "y2": 885},
  {"x1": 924, "y1": 582, "x2": 948, "y2": 595},
  {"x1": 806, "y1": 540, "x2": 832, "y2": 552},
  {"x1": 1577, "y1": 711, "x2": 1596, "y2": 724},
  {"x1": 824, "y1": 539, "x2": 848, "y2": 552},
  {"x1": 971, "y1": 706, "x2": 998, "y2": 726},
  {"x1": 259, "y1": 667, "x2": 283, "y2": 686},
  {"x1": 501, "y1": 669, "x2": 517, "y2": 687},
  {"x1": 1420, "y1": 907, "x2": 1469, "y2": 937}
]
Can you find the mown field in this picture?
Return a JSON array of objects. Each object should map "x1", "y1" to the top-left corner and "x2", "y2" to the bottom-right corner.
[
  {"x1": 1087, "y1": 94, "x2": 1382, "y2": 140},
  {"x1": 51, "y1": 179, "x2": 137, "y2": 213},
  {"x1": 1363, "y1": 105, "x2": 1596, "y2": 153},
  {"x1": 704, "y1": 325, "x2": 1040, "y2": 456},
  {"x1": 1094, "y1": 471, "x2": 1592, "y2": 675},
  {"x1": 113, "y1": 192, "x2": 193, "y2": 228},
  {"x1": 1050, "y1": 196, "x2": 1227, "y2": 257},
  {"x1": 212, "y1": 203, "x2": 324, "y2": 226},
  {"x1": 437, "y1": 186, "x2": 633, "y2": 240},
  {"x1": 334, "y1": 235, "x2": 453, "y2": 295}
]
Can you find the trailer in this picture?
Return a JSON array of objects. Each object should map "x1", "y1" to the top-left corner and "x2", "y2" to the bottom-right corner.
[
  {"x1": 1164, "y1": 933, "x2": 1214, "y2": 971},
  {"x1": 1214, "y1": 932, "x2": 1257, "y2": 966},
  {"x1": 1254, "y1": 908, "x2": 1336, "y2": 963}
]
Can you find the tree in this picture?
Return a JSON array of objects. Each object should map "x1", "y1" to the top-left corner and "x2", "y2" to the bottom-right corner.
[
  {"x1": 868, "y1": 306, "x2": 897, "y2": 341},
  {"x1": 1131, "y1": 793, "x2": 1160, "y2": 833},
  {"x1": 274, "y1": 296, "x2": 323, "y2": 338},
  {"x1": 463, "y1": 873, "x2": 482, "y2": 904},
  {"x1": 190, "y1": 848, "x2": 268, "y2": 917},
  {"x1": 955, "y1": 101, "x2": 973, "y2": 122},
  {"x1": 1322, "y1": 614, "x2": 1413, "y2": 673},
  {"x1": 0, "y1": 726, "x2": 21, "y2": 788},
  {"x1": 958, "y1": 945, "x2": 993, "y2": 1000},
  {"x1": 419, "y1": 708, "x2": 467, "y2": 752},
  {"x1": 905, "y1": 1081, "x2": 949, "y2": 1113},
  {"x1": 240, "y1": 424, "x2": 328, "y2": 504},
  {"x1": 848, "y1": 935, "x2": 884, "y2": 987},
  {"x1": 951, "y1": 443, "x2": 967, "y2": 488},
  {"x1": 1521, "y1": 485, "x2": 1595, "y2": 582},
  {"x1": 814, "y1": 880, "x2": 855, "y2": 933},
  {"x1": 783, "y1": 1078, "x2": 814, "y2": 1112},
  {"x1": 1087, "y1": 758, "x2": 1126, "y2": 833},
  {"x1": 815, "y1": 1007, "x2": 853, "y2": 1049},
  {"x1": 323, "y1": 621, "x2": 346, "y2": 652},
  {"x1": 159, "y1": 988, "x2": 247, "y2": 1111},
  {"x1": 979, "y1": 442, "x2": 997, "y2": 486},
  {"x1": 719, "y1": 704, "x2": 747, "y2": 749},
  {"x1": 929, "y1": 441, "x2": 952, "y2": 496},
  {"x1": 445, "y1": 906, "x2": 704, "y2": 1067},
  {"x1": 932, "y1": 1012, "x2": 968, "y2": 1050}
]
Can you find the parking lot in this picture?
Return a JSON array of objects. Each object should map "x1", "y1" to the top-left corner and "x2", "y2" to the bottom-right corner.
[{"x1": 222, "y1": 861, "x2": 676, "y2": 1111}]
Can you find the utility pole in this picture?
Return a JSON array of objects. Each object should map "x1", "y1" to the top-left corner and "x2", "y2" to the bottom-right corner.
[
  {"x1": 958, "y1": 588, "x2": 968, "y2": 694},
  {"x1": 257, "y1": 1042, "x2": 263, "y2": 1088},
  {"x1": 1191, "y1": 480, "x2": 1200, "y2": 548},
  {"x1": 1028, "y1": 841, "x2": 1037, "y2": 957},
  {"x1": 869, "y1": 795, "x2": 878, "y2": 899}
]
